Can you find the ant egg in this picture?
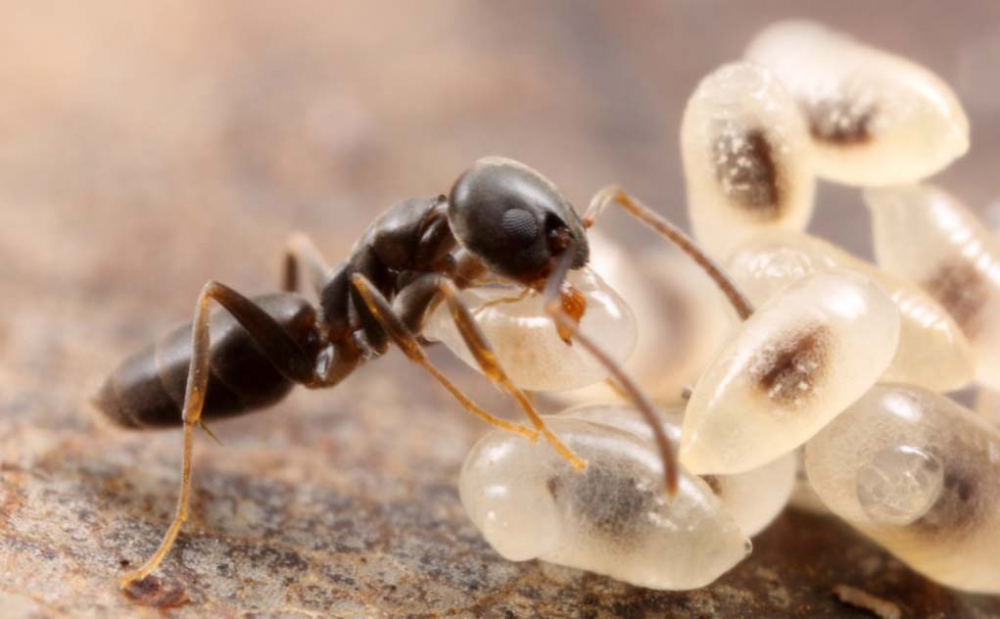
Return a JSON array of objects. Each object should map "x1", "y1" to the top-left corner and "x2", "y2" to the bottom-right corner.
[
  {"x1": 865, "y1": 184, "x2": 1000, "y2": 389},
  {"x1": 727, "y1": 230, "x2": 975, "y2": 392},
  {"x1": 746, "y1": 20, "x2": 969, "y2": 186},
  {"x1": 554, "y1": 232, "x2": 737, "y2": 406},
  {"x1": 682, "y1": 62, "x2": 816, "y2": 259},
  {"x1": 560, "y1": 406, "x2": 795, "y2": 537},
  {"x1": 422, "y1": 266, "x2": 637, "y2": 391},
  {"x1": 681, "y1": 270, "x2": 901, "y2": 475},
  {"x1": 805, "y1": 384, "x2": 1000, "y2": 593},
  {"x1": 459, "y1": 408, "x2": 751, "y2": 590}
]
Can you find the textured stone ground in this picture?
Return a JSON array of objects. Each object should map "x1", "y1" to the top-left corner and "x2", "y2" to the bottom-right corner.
[{"x1": 3, "y1": 2, "x2": 1000, "y2": 617}]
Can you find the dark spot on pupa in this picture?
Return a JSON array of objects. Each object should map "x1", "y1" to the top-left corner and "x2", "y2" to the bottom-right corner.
[
  {"x1": 701, "y1": 475, "x2": 722, "y2": 495},
  {"x1": 712, "y1": 126, "x2": 781, "y2": 219},
  {"x1": 552, "y1": 464, "x2": 655, "y2": 542},
  {"x1": 752, "y1": 324, "x2": 830, "y2": 407},
  {"x1": 805, "y1": 97, "x2": 877, "y2": 145},
  {"x1": 922, "y1": 258, "x2": 989, "y2": 338},
  {"x1": 911, "y1": 463, "x2": 982, "y2": 537}
]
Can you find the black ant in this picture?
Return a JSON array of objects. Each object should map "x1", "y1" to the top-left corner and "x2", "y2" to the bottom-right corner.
[{"x1": 95, "y1": 156, "x2": 753, "y2": 586}]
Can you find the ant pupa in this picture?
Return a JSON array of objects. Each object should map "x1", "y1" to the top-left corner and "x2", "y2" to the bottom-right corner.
[
  {"x1": 680, "y1": 270, "x2": 901, "y2": 475},
  {"x1": 805, "y1": 384, "x2": 1000, "y2": 594},
  {"x1": 681, "y1": 62, "x2": 816, "y2": 259},
  {"x1": 459, "y1": 405, "x2": 753, "y2": 591},
  {"x1": 552, "y1": 230, "x2": 738, "y2": 407},
  {"x1": 746, "y1": 20, "x2": 969, "y2": 186},
  {"x1": 865, "y1": 184, "x2": 1000, "y2": 389},
  {"x1": 726, "y1": 229, "x2": 975, "y2": 392},
  {"x1": 95, "y1": 156, "x2": 752, "y2": 587}
]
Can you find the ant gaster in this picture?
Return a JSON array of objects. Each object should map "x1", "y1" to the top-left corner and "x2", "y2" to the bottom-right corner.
[{"x1": 95, "y1": 156, "x2": 753, "y2": 586}]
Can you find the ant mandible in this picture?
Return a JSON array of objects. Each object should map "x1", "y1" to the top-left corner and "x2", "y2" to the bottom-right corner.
[{"x1": 95, "y1": 156, "x2": 753, "y2": 587}]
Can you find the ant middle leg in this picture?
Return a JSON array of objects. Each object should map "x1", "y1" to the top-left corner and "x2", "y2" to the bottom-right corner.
[
  {"x1": 119, "y1": 281, "x2": 317, "y2": 587},
  {"x1": 347, "y1": 273, "x2": 539, "y2": 442},
  {"x1": 583, "y1": 186, "x2": 754, "y2": 320}
]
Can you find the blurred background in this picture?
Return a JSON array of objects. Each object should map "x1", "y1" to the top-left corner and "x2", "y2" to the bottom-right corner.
[{"x1": 2, "y1": 2, "x2": 1000, "y2": 616}]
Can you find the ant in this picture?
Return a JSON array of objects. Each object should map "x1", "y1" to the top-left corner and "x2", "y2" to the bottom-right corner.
[{"x1": 95, "y1": 156, "x2": 753, "y2": 587}]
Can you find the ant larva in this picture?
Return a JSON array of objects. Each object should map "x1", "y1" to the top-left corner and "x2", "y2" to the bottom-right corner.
[{"x1": 96, "y1": 156, "x2": 751, "y2": 587}]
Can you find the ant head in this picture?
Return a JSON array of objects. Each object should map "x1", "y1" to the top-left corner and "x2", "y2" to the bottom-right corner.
[{"x1": 448, "y1": 157, "x2": 589, "y2": 286}]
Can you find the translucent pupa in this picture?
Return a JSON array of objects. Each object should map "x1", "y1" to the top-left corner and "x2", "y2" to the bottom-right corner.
[
  {"x1": 459, "y1": 405, "x2": 754, "y2": 590},
  {"x1": 682, "y1": 62, "x2": 816, "y2": 259},
  {"x1": 553, "y1": 231, "x2": 737, "y2": 406},
  {"x1": 423, "y1": 265, "x2": 637, "y2": 392},
  {"x1": 681, "y1": 270, "x2": 900, "y2": 475},
  {"x1": 806, "y1": 384, "x2": 1000, "y2": 594},
  {"x1": 746, "y1": 20, "x2": 969, "y2": 186},
  {"x1": 726, "y1": 230, "x2": 974, "y2": 392},
  {"x1": 866, "y1": 184, "x2": 1000, "y2": 389}
]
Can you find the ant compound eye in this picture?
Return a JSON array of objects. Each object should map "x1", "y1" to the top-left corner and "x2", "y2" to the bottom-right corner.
[
  {"x1": 500, "y1": 208, "x2": 540, "y2": 247},
  {"x1": 680, "y1": 270, "x2": 901, "y2": 476},
  {"x1": 746, "y1": 20, "x2": 969, "y2": 186},
  {"x1": 805, "y1": 384, "x2": 1000, "y2": 593},
  {"x1": 726, "y1": 230, "x2": 975, "y2": 393},
  {"x1": 865, "y1": 184, "x2": 1000, "y2": 389},
  {"x1": 556, "y1": 405, "x2": 796, "y2": 538},
  {"x1": 422, "y1": 266, "x2": 635, "y2": 391},
  {"x1": 460, "y1": 412, "x2": 751, "y2": 590},
  {"x1": 682, "y1": 62, "x2": 815, "y2": 259}
]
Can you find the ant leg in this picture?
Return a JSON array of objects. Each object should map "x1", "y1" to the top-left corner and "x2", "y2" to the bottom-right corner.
[
  {"x1": 348, "y1": 273, "x2": 538, "y2": 441},
  {"x1": 282, "y1": 232, "x2": 330, "y2": 295},
  {"x1": 433, "y1": 279, "x2": 586, "y2": 471},
  {"x1": 541, "y1": 271, "x2": 678, "y2": 492},
  {"x1": 119, "y1": 281, "x2": 316, "y2": 587},
  {"x1": 584, "y1": 186, "x2": 754, "y2": 320}
]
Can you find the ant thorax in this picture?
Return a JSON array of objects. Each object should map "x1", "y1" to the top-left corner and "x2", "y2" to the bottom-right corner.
[{"x1": 422, "y1": 265, "x2": 637, "y2": 392}]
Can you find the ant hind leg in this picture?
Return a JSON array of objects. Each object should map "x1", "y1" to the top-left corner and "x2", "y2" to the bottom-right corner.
[{"x1": 119, "y1": 281, "x2": 316, "y2": 587}]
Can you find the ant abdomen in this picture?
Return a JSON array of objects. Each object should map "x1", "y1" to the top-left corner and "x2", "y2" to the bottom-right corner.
[{"x1": 95, "y1": 293, "x2": 317, "y2": 429}]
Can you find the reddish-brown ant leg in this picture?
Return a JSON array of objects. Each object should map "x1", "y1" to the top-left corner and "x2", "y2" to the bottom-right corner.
[
  {"x1": 434, "y1": 279, "x2": 586, "y2": 470},
  {"x1": 119, "y1": 281, "x2": 316, "y2": 587},
  {"x1": 348, "y1": 274, "x2": 539, "y2": 442}
]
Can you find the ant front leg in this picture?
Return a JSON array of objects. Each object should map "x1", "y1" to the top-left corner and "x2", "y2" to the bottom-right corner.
[
  {"x1": 347, "y1": 273, "x2": 539, "y2": 442},
  {"x1": 432, "y1": 279, "x2": 586, "y2": 471},
  {"x1": 584, "y1": 186, "x2": 754, "y2": 320},
  {"x1": 119, "y1": 281, "x2": 316, "y2": 587}
]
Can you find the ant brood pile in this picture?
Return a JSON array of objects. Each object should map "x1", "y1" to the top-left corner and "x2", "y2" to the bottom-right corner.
[
  {"x1": 95, "y1": 19, "x2": 999, "y2": 597},
  {"x1": 455, "y1": 20, "x2": 1000, "y2": 593}
]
